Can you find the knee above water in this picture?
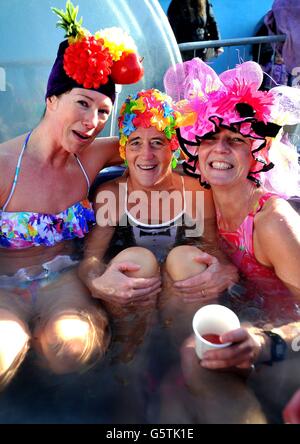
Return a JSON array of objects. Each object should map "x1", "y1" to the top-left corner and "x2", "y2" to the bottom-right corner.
[
  {"x1": 166, "y1": 245, "x2": 207, "y2": 281},
  {"x1": 0, "y1": 318, "x2": 30, "y2": 387},
  {"x1": 111, "y1": 246, "x2": 159, "y2": 278},
  {"x1": 39, "y1": 313, "x2": 109, "y2": 374}
]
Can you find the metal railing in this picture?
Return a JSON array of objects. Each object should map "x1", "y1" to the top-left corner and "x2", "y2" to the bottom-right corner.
[
  {"x1": 178, "y1": 34, "x2": 286, "y2": 70},
  {"x1": 178, "y1": 34, "x2": 286, "y2": 52}
]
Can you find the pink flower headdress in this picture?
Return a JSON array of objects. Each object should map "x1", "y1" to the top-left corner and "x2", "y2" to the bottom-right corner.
[{"x1": 164, "y1": 58, "x2": 300, "y2": 192}]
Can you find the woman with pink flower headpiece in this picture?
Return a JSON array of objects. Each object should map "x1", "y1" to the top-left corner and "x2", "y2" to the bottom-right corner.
[
  {"x1": 0, "y1": 1, "x2": 145, "y2": 388},
  {"x1": 162, "y1": 58, "x2": 300, "y2": 421},
  {"x1": 78, "y1": 88, "x2": 238, "y2": 362}
]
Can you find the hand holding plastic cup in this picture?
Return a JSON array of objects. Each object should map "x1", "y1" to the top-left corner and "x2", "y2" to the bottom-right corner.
[{"x1": 192, "y1": 304, "x2": 240, "y2": 359}]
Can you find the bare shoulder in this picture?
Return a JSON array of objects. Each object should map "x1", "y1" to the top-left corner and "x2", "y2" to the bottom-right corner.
[
  {"x1": 254, "y1": 196, "x2": 300, "y2": 287},
  {"x1": 91, "y1": 136, "x2": 119, "y2": 152},
  {"x1": 181, "y1": 174, "x2": 200, "y2": 191},
  {"x1": 182, "y1": 173, "x2": 213, "y2": 198},
  {"x1": 93, "y1": 176, "x2": 125, "y2": 226},
  {"x1": 86, "y1": 136, "x2": 119, "y2": 162},
  {"x1": 77, "y1": 136, "x2": 120, "y2": 181},
  {"x1": 0, "y1": 135, "x2": 21, "y2": 158},
  {"x1": 0, "y1": 134, "x2": 29, "y2": 160},
  {"x1": 94, "y1": 176, "x2": 126, "y2": 202},
  {"x1": 255, "y1": 196, "x2": 300, "y2": 237},
  {"x1": 0, "y1": 134, "x2": 26, "y2": 196}
]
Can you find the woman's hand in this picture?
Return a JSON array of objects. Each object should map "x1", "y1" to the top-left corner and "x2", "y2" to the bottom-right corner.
[
  {"x1": 90, "y1": 261, "x2": 161, "y2": 307},
  {"x1": 200, "y1": 327, "x2": 266, "y2": 370},
  {"x1": 172, "y1": 252, "x2": 238, "y2": 303}
]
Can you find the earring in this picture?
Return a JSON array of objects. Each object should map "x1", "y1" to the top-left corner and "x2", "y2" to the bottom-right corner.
[{"x1": 171, "y1": 149, "x2": 181, "y2": 169}]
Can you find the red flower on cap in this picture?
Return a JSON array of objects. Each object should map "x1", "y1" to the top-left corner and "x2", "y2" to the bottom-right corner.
[
  {"x1": 52, "y1": 1, "x2": 144, "y2": 89},
  {"x1": 63, "y1": 36, "x2": 113, "y2": 89}
]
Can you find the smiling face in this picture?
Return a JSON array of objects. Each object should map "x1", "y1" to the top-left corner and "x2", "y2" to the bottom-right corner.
[
  {"x1": 47, "y1": 88, "x2": 113, "y2": 153},
  {"x1": 197, "y1": 128, "x2": 255, "y2": 188},
  {"x1": 125, "y1": 126, "x2": 173, "y2": 188}
]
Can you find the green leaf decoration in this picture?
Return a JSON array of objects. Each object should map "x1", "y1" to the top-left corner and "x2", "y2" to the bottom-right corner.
[
  {"x1": 172, "y1": 157, "x2": 178, "y2": 169},
  {"x1": 164, "y1": 126, "x2": 172, "y2": 139},
  {"x1": 72, "y1": 6, "x2": 79, "y2": 21},
  {"x1": 51, "y1": 0, "x2": 84, "y2": 38}
]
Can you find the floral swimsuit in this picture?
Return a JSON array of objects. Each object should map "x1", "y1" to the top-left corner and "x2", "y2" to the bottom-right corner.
[
  {"x1": 0, "y1": 132, "x2": 95, "y2": 297},
  {"x1": 0, "y1": 132, "x2": 95, "y2": 249}
]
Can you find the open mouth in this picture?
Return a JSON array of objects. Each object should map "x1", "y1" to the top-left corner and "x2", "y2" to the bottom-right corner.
[
  {"x1": 73, "y1": 130, "x2": 92, "y2": 141},
  {"x1": 137, "y1": 165, "x2": 157, "y2": 171},
  {"x1": 209, "y1": 161, "x2": 233, "y2": 170}
]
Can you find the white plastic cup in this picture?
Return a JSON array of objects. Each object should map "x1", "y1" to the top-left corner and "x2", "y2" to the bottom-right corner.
[{"x1": 192, "y1": 304, "x2": 240, "y2": 360}]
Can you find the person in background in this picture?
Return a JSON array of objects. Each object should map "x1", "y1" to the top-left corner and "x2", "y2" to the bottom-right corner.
[
  {"x1": 167, "y1": 0, "x2": 223, "y2": 62},
  {"x1": 252, "y1": 17, "x2": 287, "y2": 90},
  {"x1": 265, "y1": 0, "x2": 300, "y2": 87},
  {"x1": 0, "y1": 1, "x2": 144, "y2": 388}
]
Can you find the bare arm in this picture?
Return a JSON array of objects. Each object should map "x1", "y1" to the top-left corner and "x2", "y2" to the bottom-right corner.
[
  {"x1": 180, "y1": 200, "x2": 300, "y2": 371},
  {"x1": 197, "y1": 319, "x2": 300, "y2": 371},
  {"x1": 254, "y1": 198, "x2": 300, "y2": 298},
  {"x1": 0, "y1": 138, "x2": 21, "y2": 207},
  {"x1": 0, "y1": 155, "x2": 7, "y2": 206},
  {"x1": 78, "y1": 180, "x2": 127, "y2": 292},
  {"x1": 91, "y1": 136, "x2": 122, "y2": 167},
  {"x1": 198, "y1": 199, "x2": 300, "y2": 370},
  {"x1": 78, "y1": 223, "x2": 115, "y2": 289},
  {"x1": 78, "y1": 181, "x2": 161, "y2": 306},
  {"x1": 79, "y1": 137, "x2": 123, "y2": 184}
]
